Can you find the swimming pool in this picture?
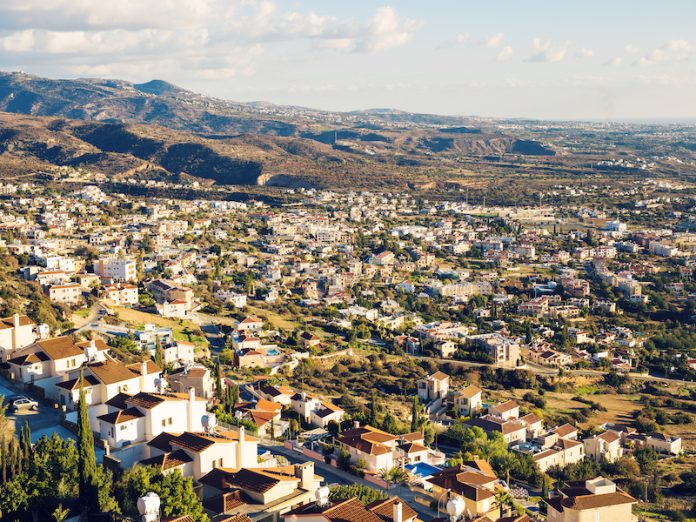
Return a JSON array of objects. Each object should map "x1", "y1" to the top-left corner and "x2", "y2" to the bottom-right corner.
[
  {"x1": 405, "y1": 462, "x2": 442, "y2": 478},
  {"x1": 266, "y1": 348, "x2": 280, "y2": 356}
]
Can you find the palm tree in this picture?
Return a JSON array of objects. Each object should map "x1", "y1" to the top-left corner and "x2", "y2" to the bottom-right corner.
[
  {"x1": 379, "y1": 466, "x2": 409, "y2": 491},
  {"x1": 389, "y1": 466, "x2": 409, "y2": 492},
  {"x1": 53, "y1": 504, "x2": 70, "y2": 522},
  {"x1": 498, "y1": 452, "x2": 515, "y2": 486},
  {"x1": 378, "y1": 467, "x2": 393, "y2": 489},
  {"x1": 494, "y1": 490, "x2": 515, "y2": 518}
]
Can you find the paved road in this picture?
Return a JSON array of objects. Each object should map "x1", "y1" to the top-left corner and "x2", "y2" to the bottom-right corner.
[
  {"x1": 262, "y1": 443, "x2": 437, "y2": 520},
  {"x1": 0, "y1": 377, "x2": 67, "y2": 443}
]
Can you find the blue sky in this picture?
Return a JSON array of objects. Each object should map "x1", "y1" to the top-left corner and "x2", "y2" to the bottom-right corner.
[{"x1": 0, "y1": 0, "x2": 695, "y2": 121}]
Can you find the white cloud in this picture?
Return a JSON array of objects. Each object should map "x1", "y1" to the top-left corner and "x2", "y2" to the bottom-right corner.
[
  {"x1": 636, "y1": 39, "x2": 694, "y2": 65},
  {"x1": 579, "y1": 48, "x2": 594, "y2": 58},
  {"x1": 604, "y1": 56, "x2": 623, "y2": 66},
  {"x1": 0, "y1": 1, "x2": 423, "y2": 84},
  {"x1": 496, "y1": 46, "x2": 513, "y2": 62},
  {"x1": 624, "y1": 44, "x2": 639, "y2": 54},
  {"x1": 483, "y1": 32, "x2": 505, "y2": 48},
  {"x1": 526, "y1": 38, "x2": 567, "y2": 63},
  {"x1": 356, "y1": 6, "x2": 422, "y2": 53}
]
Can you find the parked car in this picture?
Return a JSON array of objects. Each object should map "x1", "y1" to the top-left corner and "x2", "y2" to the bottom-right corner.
[{"x1": 7, "y1": 396, "x2": 39, "y2": 412}]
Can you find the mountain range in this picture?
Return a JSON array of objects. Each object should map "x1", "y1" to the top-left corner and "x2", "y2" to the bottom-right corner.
[{"x1": 0, "y1": 71, "x2": 558, "y2": 188}]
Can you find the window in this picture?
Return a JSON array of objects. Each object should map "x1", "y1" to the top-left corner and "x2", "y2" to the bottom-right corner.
[
  {"x1": 162, "y1": 419, "x2": 166, "y2": 428},
  {"x1": 168, "y1": 417, "x2": 173, "y2": 425},
  {"x1": 120, "y1": 424, "x2": 128, "y2": 431}
]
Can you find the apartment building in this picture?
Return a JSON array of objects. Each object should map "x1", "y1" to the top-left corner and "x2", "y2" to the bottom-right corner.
[
  {"x1": 48, "y1": 283, "x2": 83, "y2": 305},
  {"x1": 94, "y1": 257, "x2": 137, "y2": 282}
]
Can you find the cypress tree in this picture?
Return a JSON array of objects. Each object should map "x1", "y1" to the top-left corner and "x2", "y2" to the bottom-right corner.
[
  {"x1": 410, "y1": 397, "x2": 420, "y2": 432},
  {"x1": 77, "y1": 369, "x2": 97, "y2": 504},
  {"x1": 21, "y1": 421, "x2": 31, "y2": 471},
  {"x1": 214, "y1": 363, "x2": 223, "y2": 400},
  {"x1": 154, "y1": 335, "x2": 164, "y2": 370},
  {"x1": 230, "y1": 383, "x2": 239, "y2": 409},
  {"x1": 368, "y1": 390, "x2": 378, "y2": 426},
  {"x1": 1, "y1": 435, "x2": 6, "y2": 483}
]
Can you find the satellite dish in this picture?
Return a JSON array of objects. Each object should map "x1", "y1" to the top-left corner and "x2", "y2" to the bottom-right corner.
[
  {"x1": 137, "y1": 492, "x2": 160, "y2": 522},
  {"x1": 84, "y1": 344, "x2": 98, "y2": 362},
  {"x1": 446, "y1": 496, "x2": 465, "y2": 520},
  {"x1": 316, "y1": 486, "x2": 331, "y2": 507},
  {"x1": 154, "y1": 377, "x2": 169, "y2": 394},
  {"x1": 204, "y1": 413, "x2": 217, "y2": 433}
]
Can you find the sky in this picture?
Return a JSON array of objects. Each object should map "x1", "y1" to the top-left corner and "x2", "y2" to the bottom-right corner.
[{"x1": 0, "y1": 0, "x2": 695, "y2": 121}]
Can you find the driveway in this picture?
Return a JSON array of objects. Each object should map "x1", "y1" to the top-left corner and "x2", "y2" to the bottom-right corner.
[
  {"x1": 0, "y1": 377, "x2": 104, "y2": 459},
  {"x1": 1, "y1": 378, "x2": 63, "y2": 441}
]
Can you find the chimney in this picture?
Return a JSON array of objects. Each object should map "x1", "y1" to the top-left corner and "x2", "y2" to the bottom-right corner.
[
  {"x1": 393, "y1": 501, "x2": 403, "y2": 522},
  {"x1": 187, "y1": 387, "x2": 196, "y2": 432},
  {"x1": 236, "y1": 426, "x2": 246, "y2": 468},
  {"x1": 353, "y1": 420, "x2": 360, "y2": 429},
  {"x1": 11, "y1": 313, "x2": 20, "y2": 351},
  {"x1": 140, "y1": 360, "x2": 148, "y2": 391},
  {"x1": 295, "y1": 462, "x2": 314, "y2": 491}
]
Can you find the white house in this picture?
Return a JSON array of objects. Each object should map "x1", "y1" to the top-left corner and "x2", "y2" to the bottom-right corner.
[
  {"x1": 0, "y1": 314, "x2": 36, "y2": 363},
  {"x1": 98, "y1": 388, "x2": 207, "y2": 449}
]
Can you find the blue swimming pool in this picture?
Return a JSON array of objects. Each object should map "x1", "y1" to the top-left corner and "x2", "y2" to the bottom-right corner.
[
  {"x1": 405, "y1": 462, "x2": 442, "y2": 478},
  {"x1": 266, "y1": 348, "x2": 280, "y2": 356}
]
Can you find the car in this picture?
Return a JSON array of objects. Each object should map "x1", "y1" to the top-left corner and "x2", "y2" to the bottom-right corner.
[{"x1": 7, "y1": 396, "x2": 39, "y2": 412}]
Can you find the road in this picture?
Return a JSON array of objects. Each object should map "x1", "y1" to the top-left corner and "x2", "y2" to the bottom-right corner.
[
  {"x1": 262, "y1": 442, "x2": 437, "y2": 520},
  {"x1": 0, "y1": 377, "x2": 69, "y2": 443}
]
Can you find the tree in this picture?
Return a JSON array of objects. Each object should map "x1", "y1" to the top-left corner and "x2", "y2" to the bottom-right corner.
[
  {"x1": 154, "y1": 335, "x2": 164, "y2": 369},
  {"x1": 381, "y1": 412, "x2": 398, "y2": 434},
  {"x1": 330, "y1": 484, "x2": 386, "y2": 505},
  {"x1": 615, "y1": 456, "x2": 640, "y2": 478},
  {"x1": 634, "y1": 447, "x2": 658, "y2": 475},
  {"x1": 378, "y1": 466, "x2": 408, "y2": 491},
  {"x1": 337, "y1": 449, "x2": 351, "y2": 471},
  {"x1": 495, "y1": 490, "x2": 515, "y2": 517},
  {"x1": 77, "y1": 370, "x2": 97, "y2": 507},
  {"x1": 410, "y1": 397, "x2": 420, "y2": 432},
  {"x1": 368, "y1": 390, "x2": 378, "y2": 426},
  {"x1": 214, "y1": 363, "x2": 223, "y2": 400},
  {"x1": 52, "y1": 504, "x2": 70, "y2": 522},
  {"x1": 116, "y1": 466, "x2": 208, "y2": 522}
]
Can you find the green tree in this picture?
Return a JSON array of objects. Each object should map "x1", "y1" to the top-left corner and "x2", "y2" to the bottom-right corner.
[
  {"x1": 410, "y1": 397, "x2": 420, "y2": 432},
  {"x1": 116, "y1": 466, "x2": 208, "y2": 522},
  {"x1": 77, "y1": 370, "x2": 97, "y2": 507},
  {"x1": 214, "y1": 363, "x2": 223, "y2": 399},
  {"x1": 368, "y1": 390, "x2": 378, "y2": 426},
  {"x1": 495, "y1": 490, "x2": 515, "y2": 517},
  {"x1": 381, "y1": 412, "x2": 398, "y2": 434},
  {"x1": 330, "y1": 484, "x2": 387, "y2": 505},
  {"x1": 53, "y1": 503, "x2": 70, "y2": 522},
  {"x1": 378, "y1": 466, "x2": 408, "y2": 491},
  {"x1": 154, "y1": 335, "x2": 164, "y2": 369}
]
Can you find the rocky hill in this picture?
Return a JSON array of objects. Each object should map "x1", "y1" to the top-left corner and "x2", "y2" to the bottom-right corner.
[{"x1": 0, "y1": 71, "x2": 558, "y2": 188}]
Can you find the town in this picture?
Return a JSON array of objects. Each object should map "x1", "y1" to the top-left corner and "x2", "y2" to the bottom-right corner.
[{"x1": 0, "y1": 175, "x2": 693, "y2": 522}]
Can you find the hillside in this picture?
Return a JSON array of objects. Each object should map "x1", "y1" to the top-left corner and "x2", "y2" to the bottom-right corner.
[{"x1": 0, "y1": 71, "x2": 614, "y2": 190}]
